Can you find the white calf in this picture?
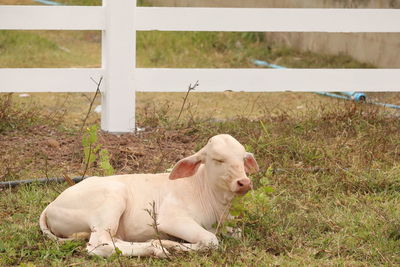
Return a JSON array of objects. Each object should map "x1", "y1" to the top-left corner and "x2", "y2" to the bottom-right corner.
[{"x1": 39, "y1": 134, "x2": 259, "y2": 257}]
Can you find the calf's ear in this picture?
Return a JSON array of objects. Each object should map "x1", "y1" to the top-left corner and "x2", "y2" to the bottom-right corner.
[
  {"x1": 169, "y1": 153, "x2": 203, "y2": 180},
  {"x1": 244, "y1": 152, "x2": 259, "y2": 174}
]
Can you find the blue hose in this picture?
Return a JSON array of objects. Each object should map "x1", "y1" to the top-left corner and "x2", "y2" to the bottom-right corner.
[
  {"x1": 252, "y1": 59, "x2": 286, "y2": 70},
  {"x1": 313, "y1": 92, "x2": 351, "y2": 100},
  {"x1": 33, "y1": 0, "x2": 62, "y2": 6},
  {"x1": 367, "y1": 101, "x2": 400, "y2": 110},
  {"x1": 252, "y1": 59, "x2": 400, "y2": 110},
  {"x1": 339, "y1": 92, "x2": 366, "y2": 102}
]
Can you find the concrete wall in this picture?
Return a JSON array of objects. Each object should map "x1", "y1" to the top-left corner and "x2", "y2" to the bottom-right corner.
[
  {"x1": 148, "y1": 0, "x2": 400, "y2": 8},
  {"x1": 147, "y1": 0, "x2": 400, "y2": 67}
]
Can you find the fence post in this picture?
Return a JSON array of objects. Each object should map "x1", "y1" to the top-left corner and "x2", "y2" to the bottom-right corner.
[{"x1": 101, "y1": 0, "x2": 136, "y2": 133}]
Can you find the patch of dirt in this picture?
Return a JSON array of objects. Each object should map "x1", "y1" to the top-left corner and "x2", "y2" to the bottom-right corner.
[
  {"x1": 99, "y1": 128, "x2": 199, "y2": 174},
  {"x1": 0, "y1": 125, "x2": 200, "y2": 182}
]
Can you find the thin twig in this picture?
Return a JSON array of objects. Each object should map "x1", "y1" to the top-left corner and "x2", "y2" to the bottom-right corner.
[
  {"x1": 69, "y1": 77, "x2": 102, "y2": 171},
  {"x1": 376, "y1": 247, "x2": 393, "y2": 265},
  {"x1": 42, "y1": 154, "x2": 62, "y2": 193},
  {"x1": 65, "y1": 262, "x2": 88, "y2": 267},
  {"x1": 45, "y1": 93, "x2": 70, "y2": 123},
  {"x1": 153, "y1": 133, "x2": 171, "y2": 173},
  {"x1": 81, "y1": 143, "x2": 93, "y2": 180},
  {"x1": 87, "y1": 242, "x2": 109, "y2": 254},
  {"x1": 177, "y1": 80, "x2": 199, "y2": 121},
  {"x1": 106, "y1": 229, "x2": 124, "y2": 267},
  {"x1": 145, "y1": 201, "x2": 170, "y2": 259},
  {"x1": 62, "y1": 173, "x2": 76, "y2": 187},
  {"x1": 80, "y1": 76, "x2": 103, "y2": 133}
]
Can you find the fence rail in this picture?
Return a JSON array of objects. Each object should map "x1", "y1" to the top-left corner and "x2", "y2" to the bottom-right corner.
[
  {"x1": 0, "y1": 2, "x2": 399, "y2": 132},
  {"x1": 2, "y1": 68, "x2": 400, "y2": 93},
  {"x1": 2, "y1": 7, "x2": 400, "y2": 32}
]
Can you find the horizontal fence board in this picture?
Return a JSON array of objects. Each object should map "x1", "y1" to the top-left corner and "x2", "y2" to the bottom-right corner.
[
  {"x1": 135, "y1": 68, "x2": 400, "y2": 92},
  {"x1": 0, "y1": 68, "x2": 104, "y2": 92},
  {"x1": 1, "y1": 68, "x2": 399, "y2": 92},
  {"x1": 2, "y1": 6, "x2": 400, "y2": 32},
  {"x1": 136, "y1": 7, "x2": 400, "y2": 32},
  {"x1": 0, "y1": 6, "x2": 105, "y2": 30}
]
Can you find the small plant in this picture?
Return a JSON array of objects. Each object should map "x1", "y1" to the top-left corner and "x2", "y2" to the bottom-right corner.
[
  {"x1": 231, "y1": 174, "x2": 273, "y2": 215},
  {"x1": 0, "y1": 93, "x2": 40, "y2": 133},
  {"x1": 81, "y1": 125, "x2": 115, "y2": 177},
  {"x1": 216, "y1": 171, "x2": 274, "y2": 238},
  {"x1": 106, "y1": 229, "x2": 124, "y2": 267},
  {"x1": 99, "y1": 149, "x2": 115, "y2": 176},
  {"x1": 177, "y1": 80, "x2": 199, "y2": 121},
  {"x1": 145, "y1": 201, "x2": 170, "y2": 259}
]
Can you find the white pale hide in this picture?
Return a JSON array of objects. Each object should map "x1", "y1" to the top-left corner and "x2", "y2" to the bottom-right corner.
[{"x1": 39, "y1": 134, "x2": 259, "y2": 257}]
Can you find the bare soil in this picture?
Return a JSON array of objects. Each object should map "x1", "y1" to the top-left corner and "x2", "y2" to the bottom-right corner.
[{"x1": 0, "y1": 124, "x2": 200, "y2": 182}]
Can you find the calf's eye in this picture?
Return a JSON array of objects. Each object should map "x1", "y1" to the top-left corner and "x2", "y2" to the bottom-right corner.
[{"x1": 213, "y1": 158, "x2": 224, "y2": 164}]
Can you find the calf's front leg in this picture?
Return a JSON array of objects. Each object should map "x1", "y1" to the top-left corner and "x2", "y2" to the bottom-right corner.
[
  {"x1": 158, "y1": 216, "x2": 219, "y2": 252},
  {"x1": 87, "y1": 229, "x2": 172, "y2": 258}
]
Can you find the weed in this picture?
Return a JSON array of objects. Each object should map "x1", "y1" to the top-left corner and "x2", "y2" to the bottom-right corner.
[
  {"x1": 81, "y1": 125, "x2": 115, "y2": 177},
  {"x1": 177, "y1": 80, "x2": 199, "y2": 121},
  {"x1": 0, "y1": 93, "x2": 64, "y2": 133},
  {"x1": 145, "y1": 201, "x2": 171, "y2": 259}
]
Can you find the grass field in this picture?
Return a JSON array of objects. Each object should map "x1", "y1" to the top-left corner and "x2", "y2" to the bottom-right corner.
[
  {"x1": 2, "y1": 97, "x2": 400, "y2": 266},
  {"x1": 1, "y1": 1, "x2": 400, "y2": 266}
]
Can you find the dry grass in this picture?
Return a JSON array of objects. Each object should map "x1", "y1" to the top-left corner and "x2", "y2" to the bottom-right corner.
[
  {"x1": 1, "y1": 3, "x2": 400, "y2": 265},
  {"x1": 1, "y1": 98, "x2": 400, "y2": 266}
]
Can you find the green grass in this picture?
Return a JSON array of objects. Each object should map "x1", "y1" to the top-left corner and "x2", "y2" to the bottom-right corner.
[
  {"x1": 1, "y1": 4, "x2": 400, "y2": 265},
  {"x1": 136, "y1": 31, "x2": 374, "y2": 69},
  {"x1": 0, "y1": 30, "x2": 101, "y2": 68},
  {"x1": 1, "y1": 102, "x2": 400, "y2": 266},
  {"x1": 0, "y1": 29, "x2": 374, "y2": 69}
]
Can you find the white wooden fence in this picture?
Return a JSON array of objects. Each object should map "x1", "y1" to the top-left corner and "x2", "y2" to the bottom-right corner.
[{"x1": 1, "y1": 1, "x2": 400, "y2": 132}]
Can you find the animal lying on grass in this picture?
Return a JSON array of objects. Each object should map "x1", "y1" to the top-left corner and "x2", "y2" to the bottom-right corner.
[{"x1": 39, "y1": 134, "x2": 259, "y2": 257}]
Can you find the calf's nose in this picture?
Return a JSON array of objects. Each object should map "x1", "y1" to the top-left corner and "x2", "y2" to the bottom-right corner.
[{"x1": 236, "y1": 178, "x2": 252, "y2": 194}]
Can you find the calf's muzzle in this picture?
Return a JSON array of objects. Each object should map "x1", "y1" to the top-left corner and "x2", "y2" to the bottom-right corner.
[{"x1": 235, "y1": 178, "x2": 252, "y2": 195}]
